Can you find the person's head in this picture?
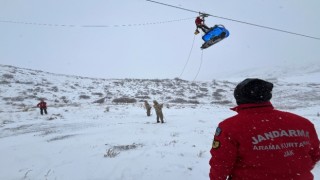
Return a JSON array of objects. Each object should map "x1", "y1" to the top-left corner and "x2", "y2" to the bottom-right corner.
[
  {"x1": 234, "y1": 78, "x2": 273, "y2": 105},
  {"x1": 41, "y1": 99, "x2": 44, "y2": 102},
  {"x1": 153, "y1": 100, "x2": 158, "y2": 104}
]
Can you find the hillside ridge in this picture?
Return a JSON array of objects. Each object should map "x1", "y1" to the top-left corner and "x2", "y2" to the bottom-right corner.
[{"x1": 1, "y1": 64, "x2": 319, "y2": 113}]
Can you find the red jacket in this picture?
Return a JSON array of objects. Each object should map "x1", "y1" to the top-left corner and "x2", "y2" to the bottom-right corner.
[
  {"x1": 209, "y1": 102, "x2": 320, "y2": 180},
  {"x1": 37, "y1": 101, "x2": 47, "y2": 108},
  {"x1": 195, "y1": 17, "x2": 204, "y2": 25}
]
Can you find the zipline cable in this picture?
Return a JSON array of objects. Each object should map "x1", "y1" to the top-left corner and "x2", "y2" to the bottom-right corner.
[
  {"x1": 146, "y1": 0, "x2": 320, "y2": 40},
  {"x1": 179, "y1": 34, "x2": 196, "y2": 79},
  {"x1": 193, "y1": 50, "x2": 204, "y2": 82},
  {"x1": 146, "y1": 0, "x2": 199, "y2": 14}
]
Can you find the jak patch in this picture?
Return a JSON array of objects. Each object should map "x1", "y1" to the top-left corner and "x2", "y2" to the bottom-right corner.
[{"x1": 212, "y1": 140, "x2": 220, "y2": 149}]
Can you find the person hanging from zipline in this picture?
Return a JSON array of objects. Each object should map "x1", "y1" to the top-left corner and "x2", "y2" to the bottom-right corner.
[
  {"x1": 195, "y1": 14, "x2": 210, "y2": 34},
  {"x1": 194, "y1": 13, "x2": 230, "y2": 49}
]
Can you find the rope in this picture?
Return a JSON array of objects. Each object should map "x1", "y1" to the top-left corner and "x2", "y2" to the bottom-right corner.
[
  {"x1": 146, "y1": 0, "x2": 320, "y2": 40},
  {"x1": 82, "y1": 17, "x2": 194, "y2": 27},
  {"x1": 192, "y1": 50, "x2": 204, "y2": 82},
  {"x1": 179, "y1": 34, "x2": 196, "y2": 78},
  {"x1": 0, "y1": 17, "x2": 194, "y2": 28}
]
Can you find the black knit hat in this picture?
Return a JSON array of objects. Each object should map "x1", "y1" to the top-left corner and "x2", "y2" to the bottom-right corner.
[{"x1": 234, "y1": 78, "x2": 273, "y2": 105}]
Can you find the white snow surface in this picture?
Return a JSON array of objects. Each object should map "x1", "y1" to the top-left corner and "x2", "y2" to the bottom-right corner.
[{"x1": 0, "y1": 64, "x2": 320, "y2": 180}]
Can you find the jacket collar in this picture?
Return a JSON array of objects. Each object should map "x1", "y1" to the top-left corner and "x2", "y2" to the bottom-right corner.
[{"x1": 230, "y1": 101, "x2": 273, "y2": 113}]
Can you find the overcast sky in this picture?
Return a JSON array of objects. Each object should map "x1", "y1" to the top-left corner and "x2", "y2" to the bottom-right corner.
[{"x1": 1, "y1": 0, "x2": 319, "y2": 81}]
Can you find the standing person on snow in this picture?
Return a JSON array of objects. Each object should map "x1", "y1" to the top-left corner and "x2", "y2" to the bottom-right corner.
[
  {"x1": 195, "y1": 15, "x2": 210, "y2": 34},
  {"x1": 153, "y1": 100, "x2": 164, "y2": 123},
  {"x1": 144, "y1": 100, "x2": 152, "y2": 116},
  {"x1": 209, "y1": 78, "x2": 320, "y2": 180},
  {"x1": 37, "y1": 99, "x2": 48, "y2": 115}
]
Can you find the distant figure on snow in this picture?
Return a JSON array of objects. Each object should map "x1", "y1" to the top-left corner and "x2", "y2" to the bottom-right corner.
[
  {"x1": 153, "y1": 100, "x2": 164, "y2": 123},
  {"x1": 144, "y1": 100, "x2": 152, "y2": 116},
  {"x1": 37, "y1": 99, "x2": 47, "y2": 115},
  {"x1": 209, "y1": 78, "x2": 320, "y2": 180}
]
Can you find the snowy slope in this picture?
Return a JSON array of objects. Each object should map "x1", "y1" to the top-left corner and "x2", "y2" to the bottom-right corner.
[{"x1": 0, "y1": 64, "x2": 319, "y2": 180}]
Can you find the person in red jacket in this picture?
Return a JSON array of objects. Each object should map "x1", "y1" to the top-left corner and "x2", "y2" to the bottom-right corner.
[
  {"x1": 37, "y1": 99, "x2": 47, "y2": 115},
  {"x1": 209, "y1": 78, "x2": 320, "y2": 180},
  {"x1": 195, "y1": 15, "x2": 210, "y2": 34}
]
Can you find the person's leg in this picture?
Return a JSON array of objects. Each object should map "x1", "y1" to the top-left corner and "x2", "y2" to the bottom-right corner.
[
  {"x1": 203, "y1": 24, "x2": 210, "y2": 30},
  {"x1": 195, "y1": 26, "x2": 200, "y2": 33},
  {"x1": 147, "y1": 108, "x2": 151, "y2": 116},
  {"x1": 200, "y1": 26, "x2": 208, "y2": 33},
  {"x1": 40, "y1": 108, "x2": 43, "y2": 115},
  {"x1": 156, "y1": 113, "x2": 160, "y2": 123},
  {"x1": 160, "y1": 112, "x2": 164, "y2": 123},
  {"x1": 44, "y1": 108, "x2": 47, "y2": 114},
  {"x1": 196, "y1": 25, "x2": 203, "y2": 33}
]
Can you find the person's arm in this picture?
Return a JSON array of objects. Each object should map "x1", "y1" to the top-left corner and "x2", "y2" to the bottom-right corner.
[
  {"x1": 209, "y1": 124, "x2": 237, "y2": 180},
  {"x1": 201, "y1": 17, "x2": 205, "y2": 23}
]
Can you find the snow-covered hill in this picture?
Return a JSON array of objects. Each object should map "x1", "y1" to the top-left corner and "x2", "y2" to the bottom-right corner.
[
  {"x1": 1, "y1": 64, "x2": 319, "y2": 112},
  {"x1": 0, "y1": 64, "x2": 319, "y2": 180},
  {"x1": 0, "y1": 64, "x2": 236, "y2": 113}
]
